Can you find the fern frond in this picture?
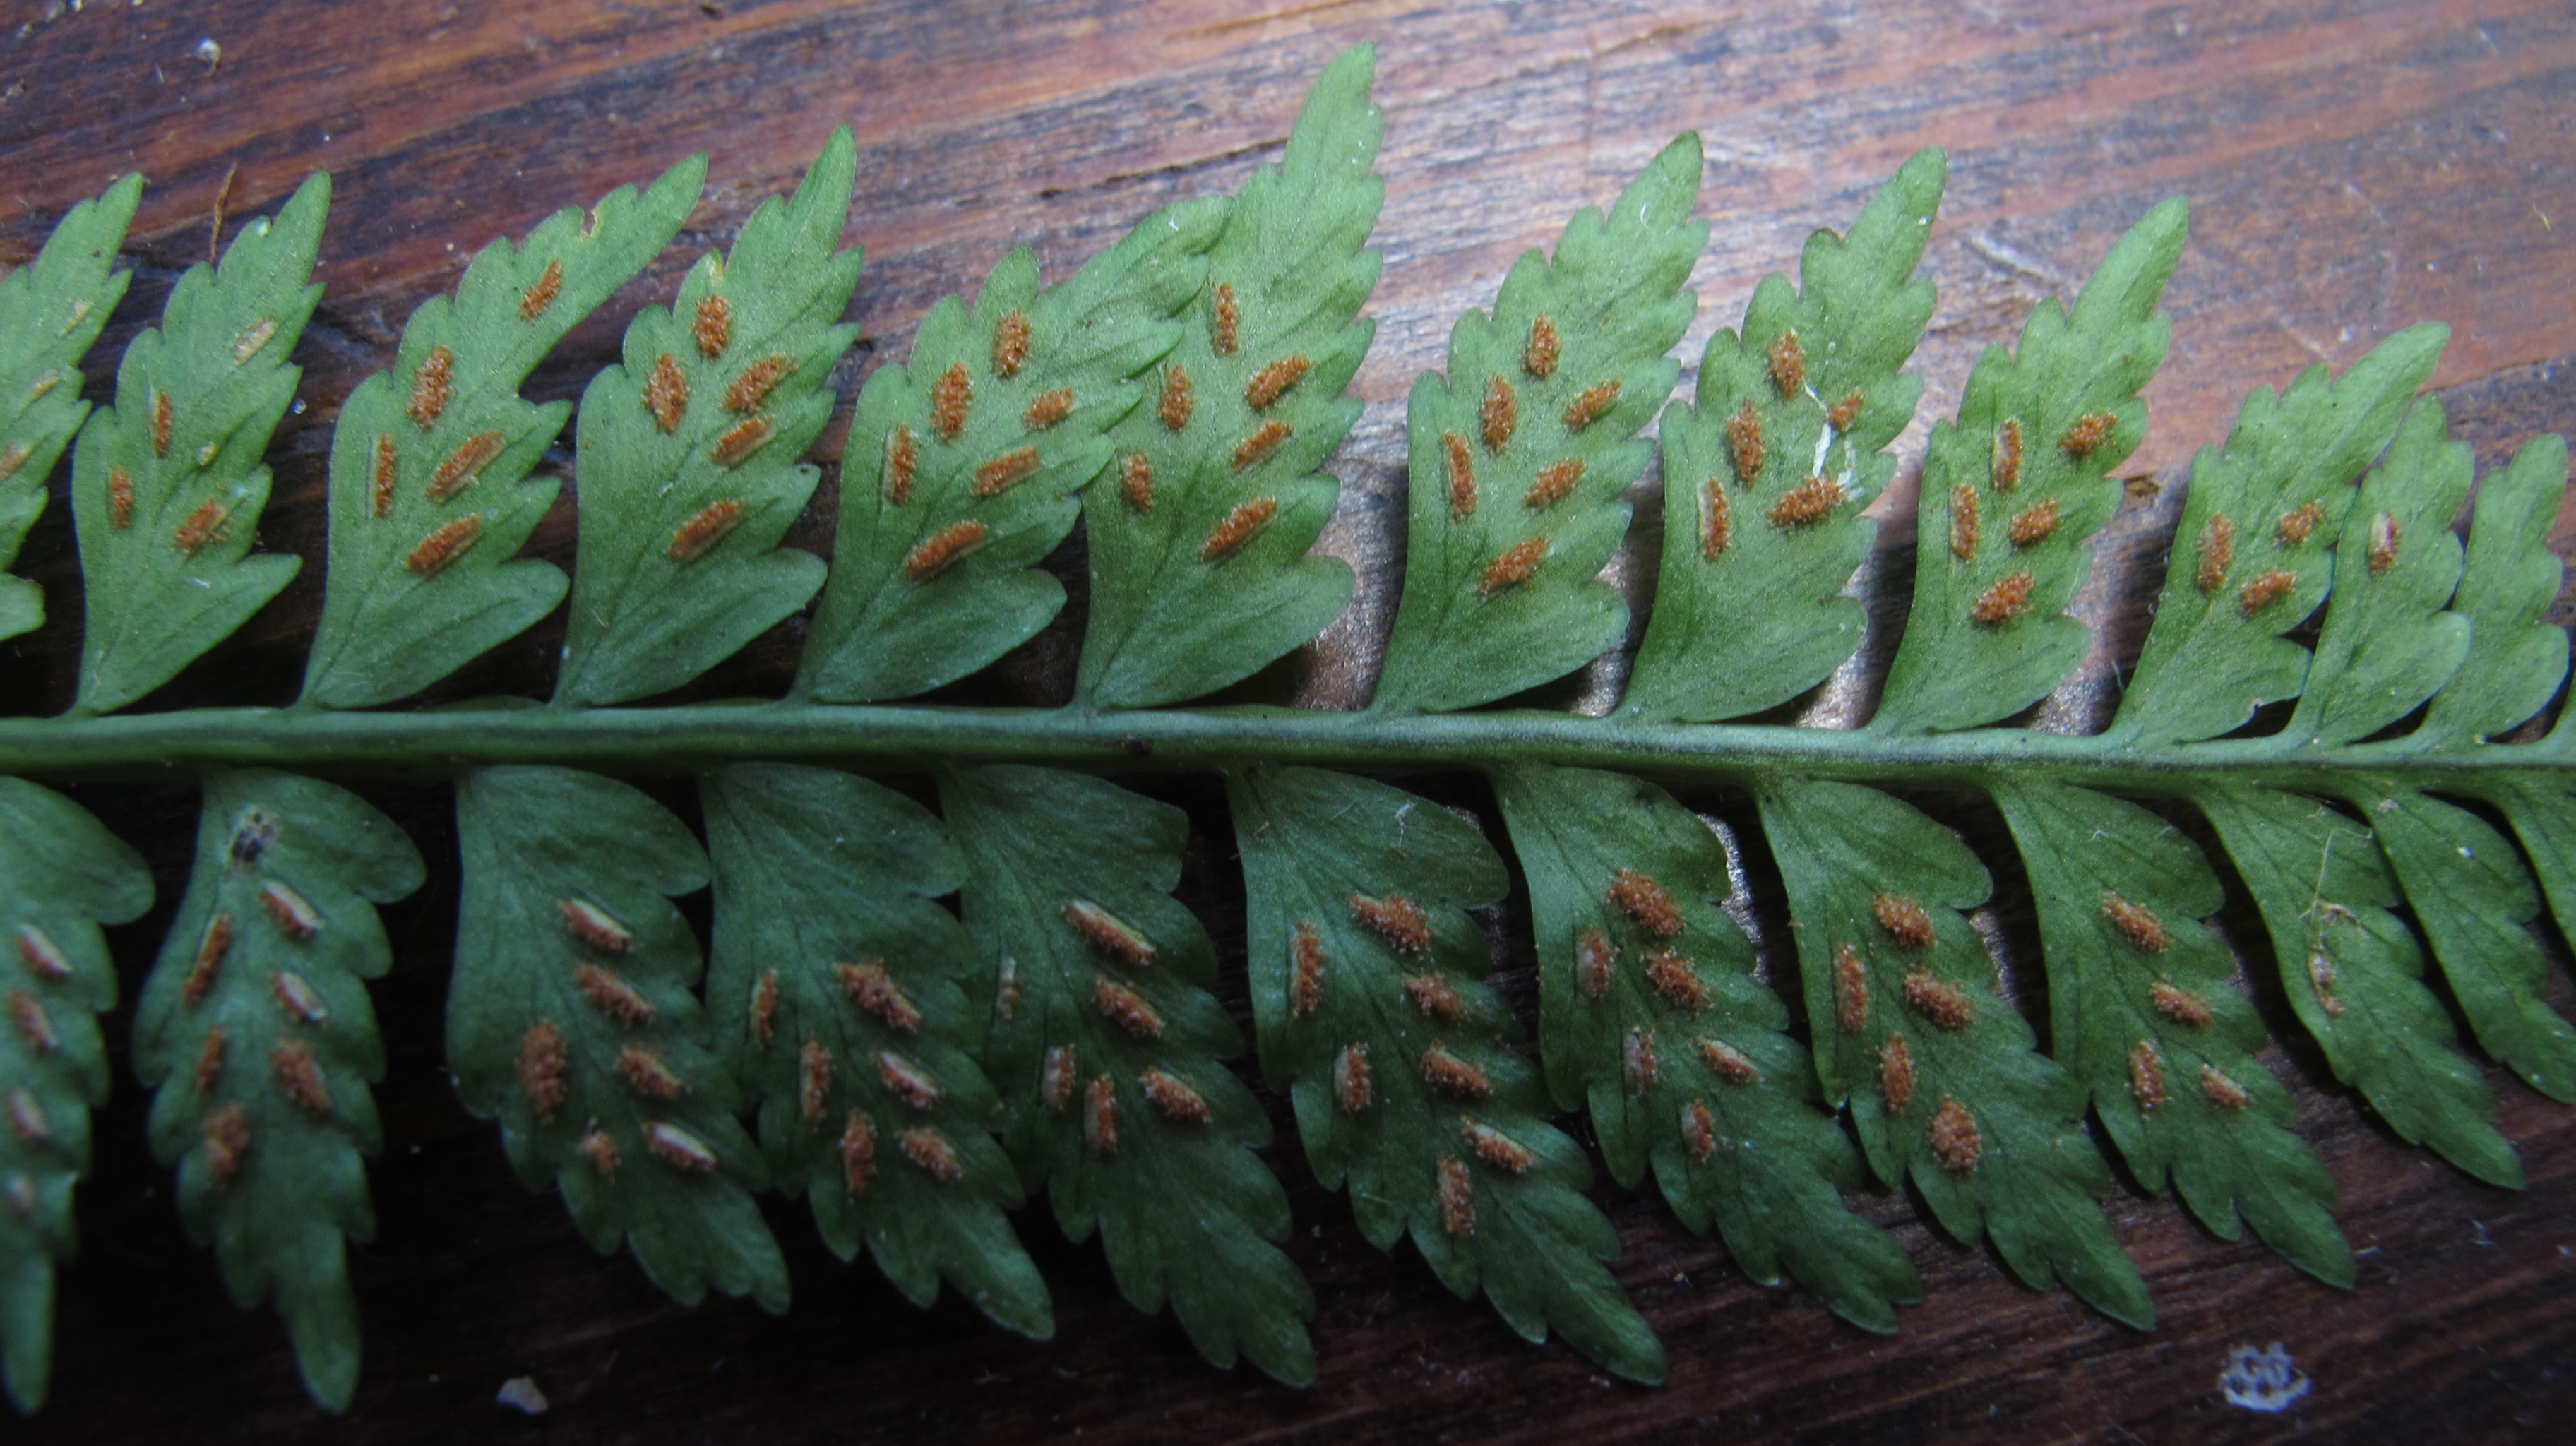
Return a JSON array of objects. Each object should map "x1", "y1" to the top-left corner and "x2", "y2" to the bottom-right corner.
[
  {"x1": 1625, "y1": 149, "x2": 1945, "y2": 723},
  {"x1": 1075, "y1": 42, "x2": 1383, "y2": 708},
  {"x1": 70, "y1": 175, "x2": 328, "y2": 717},
  {"x1": 1492, "y1": 764, "x2": 1921, "y2": 1331},
  {"x1": 1371, "y1": 133, "x2": 1707, "y2": 713},
  {"x1": 1758, "y1": 777, "x2": 2152, "y2": 1327},
  {"x1": 131, "y1": 771, "x2": 422, "y2": 1409},
  {"x1": 700, "y1": 763, "x2": 1049, "y2": 1339},
  {"x1": 0, "y1": 175, "x2": 141, "y2": 642},
  {"x1": 0, "y1": 779, "x2": 149, "y2": 1413},
  {"x1": 1229, "y1": 765, "x2": 1664, "y2": 1382},
  {"x1": 1873, "y1": 197, "x2": 2186, "y2": 734},
  {"x1": 450, "y1": 767, "x2": 789, "y2": 1309},
  {"x1": 796, "y1": 200, "x2": 1226, "y2": 702},
  {"x1": 945, "y1": 765, "x2": 1313, "y2": 1382},
  {"x1": 300, "y1": 158, "x2": 707, "y2": 709},
  {"x1": 556, "y1": 133, "x2": 861, "y2": 706}
]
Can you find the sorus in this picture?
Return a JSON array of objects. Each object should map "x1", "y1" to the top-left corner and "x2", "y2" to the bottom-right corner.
[
  {"x1": 1972, "y1": 570, "x2": 2035, "y2": 624},
  {"x1": 667, "y1": 499, "x2": 747, "y2": 564},
  {"x1": 644, "y1": 352, "x2": 688, "y2": 432},
  {"x1": 903, "y1": 520, "x2": 989, "y2": 581},
  {"x1": 1481, "y1": 375, "x2": 1517, "y2": 452},
  {"x1": 877, "y1": 1051, "x2": 942, "y2": 1109},
  {"x1": 1926, "y1": 1097, "x2": 1981, "y2": 1173},
  {"x1": 645, "y1": 1121, "x2": 720, "y2": 1173},
  {"x1": 1561, "y1": 379, "x2": 1621, "y2": 431},
  {"x1": 1724, "y1": 400, "x2": 1763, "y2": 485},
  {"x1": 1873, "y1": 892, "x2": 1935, "y2": 949},
  {"x1": 837, "y1": 960, "x2": 922, "y2": 1033},
  {"x1": 1523, "y1": 314, "x2": 1559, "y2": 378},
  {"x1": 725, "y1": 354, "x2": 797, "y2": 414},
  {"x1": 1767, "y1": 474, "x2": 1842, "y2": 529},
  {"x1": 1140, "y1": 1066, "x2": 1212, "y2": 1123},
  {"x1": 1879, "y1": 1033, "x2": 1916, "y2": 1114},
  {"x1": 1292, "y1": 921, "x2": 1326, "y2": 1017},
  {"x1": 619, "y1": 1044, "x2": 687, "y2": 1101},
  {"x1": 1244, "y1": 355, "x2": 1312, "y2": 410},
  {"x1": 1232, "y1": 421, "x2": 1292, "y2": 472},
  {"x1": 1093, "y1": 974, "x2": 1166, "y2": 1039},
  {"x1": 1902, "y1": 972, "x2": 1976, "y2": 1030},
  {"x1": 1063, "y1": 897, "x2": 1156, "y2": 965},
  {"x1": 1202, "y1": 496, "x2": 1278, "y2": 560},
  {"x1": 972, "y1": 446, "x2": 1042, "y2": 498},
  {"x1": 271, "y1": 1041, "x2": 333, "y2": 1117},
  {"x1": 1477, "y1": 537, "x2": 1548, "y2": 595},
  {"x1": 1524, "y1": 458, "x2": 1585, "y2": 509},
  {"x1": 1607, "y1": 867, "x2": 1685, "y2": 937},
  {"x1": 518, "y1": 1020, "x2": 566, "y2": 1120},
  {"x1": 425, "y1": 430, "x2": 506, "y2": 503},
  {"x1": 1349, "y1": 892, "x2": 1433, "y2": 955},
  {"x1": 900, "y1": 1126, "x2": 964, "y2": 1181},
  {"x1": 2101, "y1": 892, "x2": 2170, "y2": 952},
  {"x1": 1461, "y1": 1116, "x2": 1533, "y2": 1174},
  {"x1": 1437, "y1": 1156, "x2": 1476, "y2": 1236},
  {"x1": 1699, "y1": 1036, "x2": 1760, "y2": 1085}
]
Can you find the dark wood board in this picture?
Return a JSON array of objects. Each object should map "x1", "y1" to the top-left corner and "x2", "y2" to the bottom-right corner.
[{"x1": 4, "y1": 1, "x2": 2576, "y2": 1440}]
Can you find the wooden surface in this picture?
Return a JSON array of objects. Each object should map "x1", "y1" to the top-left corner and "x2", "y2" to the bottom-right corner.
[{"x1": 6, "y1": 1, "x2": 2576, "y2": 1440}]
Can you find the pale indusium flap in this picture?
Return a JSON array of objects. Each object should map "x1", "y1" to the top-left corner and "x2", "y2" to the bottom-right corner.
[{"x1": 0, "y1": 36, "x2": 2574, "y2": 1419}]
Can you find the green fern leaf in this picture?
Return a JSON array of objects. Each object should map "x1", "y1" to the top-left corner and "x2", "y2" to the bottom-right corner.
[
  {"x1": 131, "y1": 771, "x2": 423, "y2": 1409},
  {"x1": 700, "y1": 763, "x2": 1049, "y2": 1339},
  {"x1": 69, "y1": 175, "x2": 328, "y2": 716},
  {"x1": 2111, "y1": 326, "x2": 2447, "y2": 745},
  {"x1": 0, "y1": 778, "x2": 150, "y2": 1413},
  {"x1": 1994, "y1": 779, "x2": 2349, "y2": 1285},
  {"x1": 2198, "y1": 785, "x2": 2519, "y2": 1186},
  {"x1": 1491, "y1": 764, "x2": 1921, "y2": 1331},
  {"x1": 1624, "y1": 149, "x2": 1945, "y2": 723},
  {"x1": 943, "y1": 765, "x2": 1313, "y2": 1382},
  {"x1": 796, "y1": 204, "x2": 1225, "y2": 703},
  {"x1": 1371, "y1": 133, "x2": 1707, "y2": 713},
  {"x1": 1075, "y1": 42, "x2": 1383, "y2": 708},
  {"x1": 556, "y1": 133, "x2": 860, "y2": 706},
  {"x1": 301, "y1": 158, "x2": 707, "y2": 709},
  {"x1": 1757, "y1": 777, "x2": 2152, "y2": 1327},
  {"x1": 1229, "y1": 765, "x2": 1664, "y2": 1383},
  {"x1": 0, "y1": 175, "x2": 141, "y2": 642},
  {"x1": 1873, "y1": 197, "x2": 2186, "y2": 734},
  {"x1": 451, "y1": 765, "x2": 789, "y2": 1309}
]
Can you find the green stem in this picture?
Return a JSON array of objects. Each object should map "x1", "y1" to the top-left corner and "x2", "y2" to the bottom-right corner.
[{"x1": 0, "y1": 702, "x2": 2547, "y2": 790}]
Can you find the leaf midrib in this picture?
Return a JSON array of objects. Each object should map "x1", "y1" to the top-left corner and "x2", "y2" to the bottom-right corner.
[{"x1": 0, "y1": 701, "x2": 2543, "y2": 788}]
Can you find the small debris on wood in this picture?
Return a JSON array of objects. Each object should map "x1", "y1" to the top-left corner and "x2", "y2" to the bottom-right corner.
[{"x1": 496, "y1": 1376, "x2": 549, "y2": 1415}]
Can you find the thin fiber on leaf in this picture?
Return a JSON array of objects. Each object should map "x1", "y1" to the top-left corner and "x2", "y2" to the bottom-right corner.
[
  {"x1": 1371, "y1": 133, "x2": 1707, "y2": 714},
  {"x1": 1075, "y1": 42, "x2": 1383, "y2": 709},
  {"x1": 131, "y1": 772, "x2": 422, "y2": 1410},
  {"x1": 2198, "y1": 785, "x2": 2520, "y2": 1187},
  {"x1": 1228, "y1": 765, "x2": 1666, "y2": 1383},
  {"x1": 1872, "y1": 198, "x2": 2186, "y2": 734},
  {"x1": 0, "y1": 174, "x2": 141, "y2": 641},
  {"x1": 1996, "y1": 780, "x2": 2349, "y2": 1285},
  {"x1": 0, "y1": 779, "x2": 150, "y2": 1414},
  {"x1": 942, "y1": 766, "x2": 1311, "y2": 1384},
  {"x1": 2113, "y1": 326, "x2": 2447, "y2": 746},
  {"x1": 70, "y1": 174, "x2": 328, "y2": 717},
  {"x1": 1624, "y1": 149, "x2": 1945, "y2": 723},
  {"x1": 1757, "y1": 777, "x2": 2152, "y2": 1327},
  {"x1": 796, "y1": 201, "x2": 1227, "y2": 703},
  {"x1": 451, "y1": 766, "x2": 788, "y2": 1311},
  {"x1": 700, "y1": 763, "x2": 1049, "y2": 1339},
  {"x1": 1491, "y1": 764, "x2": 1919, "y2": 1332},
  {"x1": 556, "y1": 131, "x2": 861, "y2": 706},
  {"x1": 300, "y1": 156, "x2": 707, "y2": 709}
]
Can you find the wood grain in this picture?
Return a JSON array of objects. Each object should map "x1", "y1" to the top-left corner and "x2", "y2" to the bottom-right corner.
[{"x1": 4, "y1": 1, "x2": 2575, "y2": 1440}]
